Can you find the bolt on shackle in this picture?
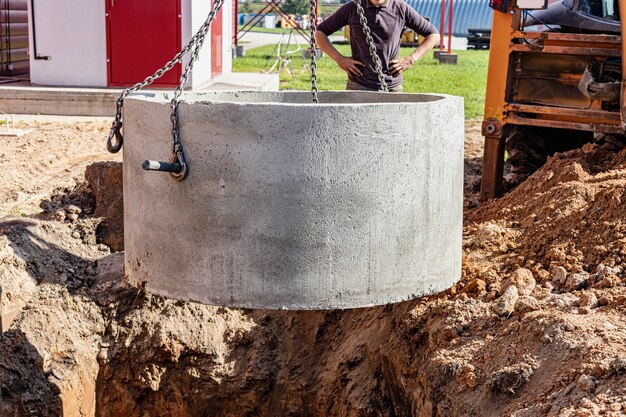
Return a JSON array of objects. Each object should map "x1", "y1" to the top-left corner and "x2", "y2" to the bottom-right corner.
[{"x1": 105, "y1": 0, "x2": 226, "y2": 181}]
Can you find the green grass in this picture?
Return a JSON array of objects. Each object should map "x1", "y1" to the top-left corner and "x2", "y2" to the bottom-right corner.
[{"x1": 232, "y1": 44, "x2": 489, "y2": 119}]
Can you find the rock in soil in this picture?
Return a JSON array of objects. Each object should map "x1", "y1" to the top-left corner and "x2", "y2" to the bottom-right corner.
[
  {"x1": 492, "y1": 285, "x2": 519, "y2": 317},
  {"x1": 579, "y1": 291, "x2": 598, "y2": 309},
  {"x1": 514, "y1": 295, "x2": 540, "y2": 315},
  {"x1": 565, "y1": 272, "x2": 589, "y2": 291},
  {"x1": 506, "y1": 268, "x2": 536, "y2": 296},
  {"x1": 489, "y1": 357, "x2": 538, "y2": 396}
]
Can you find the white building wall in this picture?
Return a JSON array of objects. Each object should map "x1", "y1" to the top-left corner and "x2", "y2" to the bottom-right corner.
[
  {"x1": 185, "y1": 0, "x2": 212, "y2": 89},
  {"x1": 28, "y1": 0, "x2": 231, "y2": 88},
  {"x1": 184, "y1": 0, "x2": 233, "y2": 88},
  {"x1": 221, "y1": 0, "x2": 233, "y2": 74},
  {"x1": 28, "y1": 0, "x2": 107, "y2": 87}
]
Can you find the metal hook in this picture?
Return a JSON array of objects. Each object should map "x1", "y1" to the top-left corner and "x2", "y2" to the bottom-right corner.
[{"x1": 107, "y1": 121, "x2": 124, "y2": 153}]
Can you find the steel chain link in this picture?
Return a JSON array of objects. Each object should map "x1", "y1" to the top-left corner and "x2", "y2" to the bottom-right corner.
[
  {"x1": 309, "y1": 0, "x2": 319, "y2": 102},
  {"x1": 168, "y1": 2, "x2": 222, "y2": 179},
  {"x1": 352, "y1": 0, "x2": 388, "y2": 92},
  {"x1": 106, "y1": 0, "x2": 226, "y2": 179}
]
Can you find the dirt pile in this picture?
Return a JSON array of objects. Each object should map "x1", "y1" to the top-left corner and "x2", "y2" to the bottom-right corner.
[
  {"x1": 465, "y1": 142, "x2": 626, "y2": 279},
  {"x1": 0, "y1": 217, "x2": 104, "y2": 333},
  {"x1": 0, "y1": 284, "x2": 104, "y2": 417},
  {"x1": 38, "y1": 161, "x2": 124, "y2": 252},
  {"x1": 2, "y1": 122, "x2": 626, "y2": 416}
]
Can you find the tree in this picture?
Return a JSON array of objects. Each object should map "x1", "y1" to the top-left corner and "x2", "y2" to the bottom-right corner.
[
  {"x1": 240, "y1": 0, "x2": 252, "y2": 13},
  {"x1": 282, "y1": 0, "x2": 309, "y2": 15}
]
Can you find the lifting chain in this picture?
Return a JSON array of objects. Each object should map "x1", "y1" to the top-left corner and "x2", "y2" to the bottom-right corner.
[
  {"x1": 106, "y1": 0, "x2": 226, "y2": 181},
  {"x1": 109, "y1": 0, "x2": 386, "y2": 180},
  {"x1": 352, "y1": 0, "x2": 388, "y2": 92},
  {"x1": 309, "y1": 0, "x2": 319, "y2": 102}
]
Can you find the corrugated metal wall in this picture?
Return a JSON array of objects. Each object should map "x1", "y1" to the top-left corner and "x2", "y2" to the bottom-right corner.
[
  {"x1": 405, "y1": 0, "x2": 492, "y2": 36},
  {"x1": 0, "y1": 0, "x2": 29, "y2": 76}
]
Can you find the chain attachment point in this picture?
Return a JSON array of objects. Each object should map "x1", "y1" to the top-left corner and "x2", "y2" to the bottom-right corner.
[
  {"x1": 170, "y1": 147, "x2": 188, "y2": 181},
  {"x1": 105, "y1": 0, "x2": 225, "y2": 182}
]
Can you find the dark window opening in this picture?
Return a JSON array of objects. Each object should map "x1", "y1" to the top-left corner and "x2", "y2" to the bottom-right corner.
[{"x1": 581, "y1": 0, "x2": 620, "y2": 20}]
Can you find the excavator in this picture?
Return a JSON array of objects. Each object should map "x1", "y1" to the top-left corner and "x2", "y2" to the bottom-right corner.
[{"x1": 480, "y1": 0, "x2": 626, "y2": 199}]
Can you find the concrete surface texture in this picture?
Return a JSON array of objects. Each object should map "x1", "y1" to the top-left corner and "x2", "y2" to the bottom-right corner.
[{"x1": 123, "y1": 91, "x2": 464, "y2": 310}]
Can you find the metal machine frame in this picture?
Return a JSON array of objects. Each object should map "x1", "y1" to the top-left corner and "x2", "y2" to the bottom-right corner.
[{"x1": 480, "y1": 0, "x2": 626, "y2": 199}]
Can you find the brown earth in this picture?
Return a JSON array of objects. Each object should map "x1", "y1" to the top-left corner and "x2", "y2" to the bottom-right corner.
[
  {"x1": 1, "y1": 120, "x2": 626, "y2": 417},
  {"x1": 0, "y1": 120, "x2": 119, "y2": 216}
]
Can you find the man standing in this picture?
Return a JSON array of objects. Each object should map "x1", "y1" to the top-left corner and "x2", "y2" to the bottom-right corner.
[{"x1": 315, "y1": 0, "x2": 439, "y2": 92}]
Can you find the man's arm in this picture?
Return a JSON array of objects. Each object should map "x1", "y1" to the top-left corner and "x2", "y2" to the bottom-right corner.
[
  {"x1": 389, "y1": 4, "x2": 440, "y2": 76},
  {"x1": 389, "y1": 34, "x2": 438, "y2": 76},
  {"x1": 315, "y1": 31, "x2": 365, "y2": 77},
  {"x1": 316, "y1": 3, "x2": 366, "y2": 78}
]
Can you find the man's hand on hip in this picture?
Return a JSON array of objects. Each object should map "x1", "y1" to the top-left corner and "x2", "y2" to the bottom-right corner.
[
  {"x1": 335, "y1": 56, "x2": 366, "y2": 77},
  {"x1": 389, "y1": 56, "x2": 416, "y2": 77},
  {"x1": 390, "y1": 34, "x2": 439, "y2": 77}
]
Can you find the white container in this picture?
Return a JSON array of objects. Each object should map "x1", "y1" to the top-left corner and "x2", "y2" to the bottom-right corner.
[{"x1": 264, "y1": 14, "x2": 276, "y2": 29}]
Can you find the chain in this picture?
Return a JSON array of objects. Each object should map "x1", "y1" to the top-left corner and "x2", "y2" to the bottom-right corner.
[
  {"x1": 309, "y1": 0, "x2": 319, "y2": 103},
  {"x1": 106, "y1": 0, "x2": 226, "y2": 180},
  {"x1": 352, "y1": 0, "x2": 388, "y2": 92},
  {"x1": 168, "y1": 1, "x2": 223, "y2": 180}
]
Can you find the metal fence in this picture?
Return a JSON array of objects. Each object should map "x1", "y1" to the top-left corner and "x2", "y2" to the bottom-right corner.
[{"x1": 405, "y1": 0, "x2": 492, "y2": 36}]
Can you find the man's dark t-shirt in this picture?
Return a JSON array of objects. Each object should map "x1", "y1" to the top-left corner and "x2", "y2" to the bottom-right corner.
[{"x1": 318, "y1": 0, "x2": 438, "y2": 90}]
